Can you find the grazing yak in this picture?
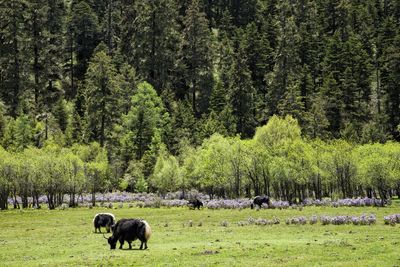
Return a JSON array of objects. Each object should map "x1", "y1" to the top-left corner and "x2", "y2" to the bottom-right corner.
[
  {"x1": 251, "y1": 195, "x2": 271, "y2": 209},
  {"x1": 105, "y1": 218, "x2": 152, "y2": 250},
  {"x1": 188, "y1": 198, "x2": 203, "y2": 210},
  {"x1": 93, "y1": 213, "x2": 116, "y2": 233}
]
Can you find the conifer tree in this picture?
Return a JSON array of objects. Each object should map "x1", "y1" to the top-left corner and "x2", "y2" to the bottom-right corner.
[
  {"x1": 268, "y1": 9, "x2": 301, "y2": 117},
  {"x1": 85, "y1": 48, "x2": 120, "y2": 147},
  {"x1": 381, "y1": 34, "x2": 400, "y2": 139},
  {"x1": 120, "y1": 0, "x2": 180, "y2": 92},
  {"x1": 181, "y1": 0, "x2": 214, "y2": 115},
  {"x1": 69, "y1": 1, "x2": 100, "y2": 80},
  {"x1": 0, "y1": 0, "x2": 29, "y2": 116},
  {"x1": 228, "y1": 44, "x2": 256, "y2": 138},
  {"x1": 121, "y1": 82, "x2": 169, "y2": 162}
]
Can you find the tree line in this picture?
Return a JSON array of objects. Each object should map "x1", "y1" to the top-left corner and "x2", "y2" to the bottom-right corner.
[
  {"x1": 151, "y1": 116, "x2": 400, "y2": 202},
  {"x1": 0, "y1": 142, "x2": 110, "y2": 209},
  {"x1": 1, "y1": 115, "x2": 400, "y2": 210},
  {"x1": 0, "y1": 0, "x2": 400, "y2": 207}
]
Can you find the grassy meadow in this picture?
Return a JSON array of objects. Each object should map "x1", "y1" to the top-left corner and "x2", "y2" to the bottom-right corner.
[{"x1": 0, "y1": 204, "x2": 400, "y2": 267}]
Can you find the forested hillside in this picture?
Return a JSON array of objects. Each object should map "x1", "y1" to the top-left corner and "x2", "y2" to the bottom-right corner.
[{"x1": 0, "y1": 0, "x2": 400, "y2": 208}]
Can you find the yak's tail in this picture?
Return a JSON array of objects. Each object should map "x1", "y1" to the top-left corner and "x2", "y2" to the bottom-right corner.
[{"x1": 142, "y1": 220, "x2": 152, "y2": 241}]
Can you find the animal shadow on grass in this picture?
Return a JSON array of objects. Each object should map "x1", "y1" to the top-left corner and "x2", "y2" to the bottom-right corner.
[{"x1": 119, "y1": 247, "x2": 148, "y2": 251}]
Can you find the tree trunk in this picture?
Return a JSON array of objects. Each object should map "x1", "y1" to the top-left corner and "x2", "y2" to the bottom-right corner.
[
  {"x1": 0, "y1": 188, "x2": 8, "y2": 210},
  {"x1": 33, "y1": 8, "x2": 40, "y2": 112},
  {"x1": 34, "y1": 192, "x2": 41, "y2": 209},
  {"x1": 91, "y1": 189, "x2": 96, "y2": 207},
  {"x1": 47, "y1": 193, "x2": 55, "y2": 210},
  {"x1": 11, "y1": 5, "x2": 21, "y2": 116},
  {"x1": 22, "y1": 190, "x2": 28, "y2": 209}
]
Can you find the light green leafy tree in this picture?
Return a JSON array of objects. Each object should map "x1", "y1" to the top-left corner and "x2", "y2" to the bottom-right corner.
[
  {"x1": 354, "y1": 142, "x2": 399, "y2": 199},
  {"x1": 321, "y1": 140, "x2": 356, "y2": 199},
  {"x1": 0, "y1": 147, "x2": 12, "y2": 209},
  {"x1": 192, "y1": 133, "x2": 231, "y2": 198},
  {"x1": 150, "y1": 146, "x2": 181, "y2": 197}
]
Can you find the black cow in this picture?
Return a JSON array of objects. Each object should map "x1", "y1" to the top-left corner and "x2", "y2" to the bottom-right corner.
[
  {"x1": 188, "y1": 199, "x2": 203, "y2": 210},
  {"x1": 106, "y1": 219, "x2": 152, "y2": 250},
  {"x1": 251, "y1": 196, "x2": 271, "y2": 209},
  {"x1": 93, "y1": 213, "x2": 116, "y2": 233}
]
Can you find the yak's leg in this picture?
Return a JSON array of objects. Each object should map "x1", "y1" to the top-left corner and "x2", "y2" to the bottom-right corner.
[
  {"x1": 128, "y1": 241, "x2": 132, "y2": 250},
  {"x1": 98, "y1": 227, "x2": 102, "y2": 233},
  {"x1": 119, "y1": 239, "x2": 124, "y2": 249},
  {"x1": 139, "y1": 241, "x2": 143, "y2": 250},
  {"x1": 106, "y1": 226, "x2": 110, "y2": 233},
  {"x1": 144, "y1": 241, "x2": 148, "y2": 249}
]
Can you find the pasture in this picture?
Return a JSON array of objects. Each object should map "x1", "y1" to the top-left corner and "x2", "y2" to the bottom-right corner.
[{"x1": 0, "y1": 204, "x2": 400, "y2": 267}]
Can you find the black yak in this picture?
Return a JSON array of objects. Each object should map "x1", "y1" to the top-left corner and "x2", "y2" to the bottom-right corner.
[
  {"x1": 188, "y1": 199, "x2": 203, "y2": 210},
  {"x1": 93, "y1": 213, "x2": 116, "y2": 233},
  {"x1": 251, "y1": 196, "x2": 271, "y2": 209},
  {"x1": 105, "y1": 218, "x2": 152, "y2": 250}
]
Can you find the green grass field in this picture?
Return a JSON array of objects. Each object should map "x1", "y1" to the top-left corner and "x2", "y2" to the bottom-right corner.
[{"x1": 0, "y1": 204, "x2": 399, "y2": 267}]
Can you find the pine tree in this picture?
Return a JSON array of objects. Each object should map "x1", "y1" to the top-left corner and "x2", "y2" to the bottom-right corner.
[
  {"x1": 181, "y1": 0, "x2": 214, "y2": 115},
  {"x1": 65, "y1": 104, "x2": 84, "y2": 145},
  {"x1": 52, "y1": 98, "x2": 69, "y2": 133},
  {"x1": 118, "y1": 63, "x2": 139, "y2": 115},
  {"x1": 169, "y1": 99, "x2": 197, "y2": 153},
  {"x1": 228, "y1": 0, "x2": 258, "y2": 27},
  {"x1": 304, "y1": 93, "x2": 330, "y2": 139},
  {"x1": 27, "y1": 0, "x2": 47, "y2": 113},
  {"x1": 320, "y1": 72, "x2": 343, "y2": 137},
  {"x1": 0, "y1": 0, "x2": 29, "y2": 116},
  {"x1": 121, "y1": 82, "x2": 170, "y2": 162},
  {"x1": 243, "y1": 20, "x2": 273, "y2": 124},
  {"x1": 120, "y1": 0, "x2": 180, "y2": 92},
  {"x1": 44, "y1": 0, "x2": 66, "y2": 107},
  {"x1": 277, "y1": 82, "x2": 305, "y2": 125},
  {"x1": 381, "y1": 34, "x2": 400, "y2": 139},
  {"x1": 85, "y1": 49, "x2": 120, "y2": 147},
  {"x1": 209, "y1": 79, "x2": 227, "y2": 114},
  {"x1": 228, "y1": 44, "x2": 256, "y2": 138},
  {"x1": 268, "y1": 8, "x2": 301, "y2": 117},
  {"x1": 69, "y1": 1, "x2": 100, "y2": 80}
]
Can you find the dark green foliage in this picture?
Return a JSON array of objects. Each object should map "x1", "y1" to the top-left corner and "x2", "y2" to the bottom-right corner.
[
  {"x1": 85, "y1": 49, "x2": 120, "y2": 147},
  {"x1": 52, "y1": 98, "x2": 68, "y2": 133},
  {"x1": 120, "y1": 0, "x2": 180, "y2": 93},
  {"x1": 381, "y1": 34, "x2": 400, "y2": 139},
  {"x1": 0, "y1": 0, "x2": 29, "y2": 116},
  {"x1": 0, "y1": 101, "x2": 6, "y2": 140},
  {"x1": 69, "y1": 1, "x2": 100, "y2": 80},
  {"x1": 181, "y1": 0, "x2": 214, "y2": 115},
  {"x1": 0, "y1": 0, "x2": 400, "y2": 196},
  {"x1": 228, "y1": 43, "x2": 256, "y2": 138},
  {"x1": 120, "y1": 82, "x2": 169, "y2": 163}
]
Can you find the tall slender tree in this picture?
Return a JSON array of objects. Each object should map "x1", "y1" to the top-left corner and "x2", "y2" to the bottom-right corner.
[
  {"x1": 181, "y1": 0, "x2": 214, "y2": 115},
  {"x1": 0, "y1": 0, "x2": 29, "y2": 116},
  {"x1": 85, "y1": 49, "x2": 120, "y2": 147}
]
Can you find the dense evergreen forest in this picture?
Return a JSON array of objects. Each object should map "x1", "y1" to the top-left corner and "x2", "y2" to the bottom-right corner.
[{"x1": 1, "y1": 0, "x2": 400, "y2": 209}]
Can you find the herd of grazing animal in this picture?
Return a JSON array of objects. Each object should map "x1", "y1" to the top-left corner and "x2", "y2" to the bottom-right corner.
[{"x1": 93, "y1": 196, "x2": 269, "y2": 250}]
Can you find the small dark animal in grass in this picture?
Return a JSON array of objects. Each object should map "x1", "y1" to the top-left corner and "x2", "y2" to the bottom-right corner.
[
  {"x1": 188, "y1": 199, "x2": 203, "y2": 210},
  {"x1": 105, "y1": 219, "x2": 152, "y2": 250},
  {"x1": 251, "y1": 196, "x2": 271, "y2": 209},
  {"x1": 93, "y1": 213, "x2": 116, "y2": 233}
]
